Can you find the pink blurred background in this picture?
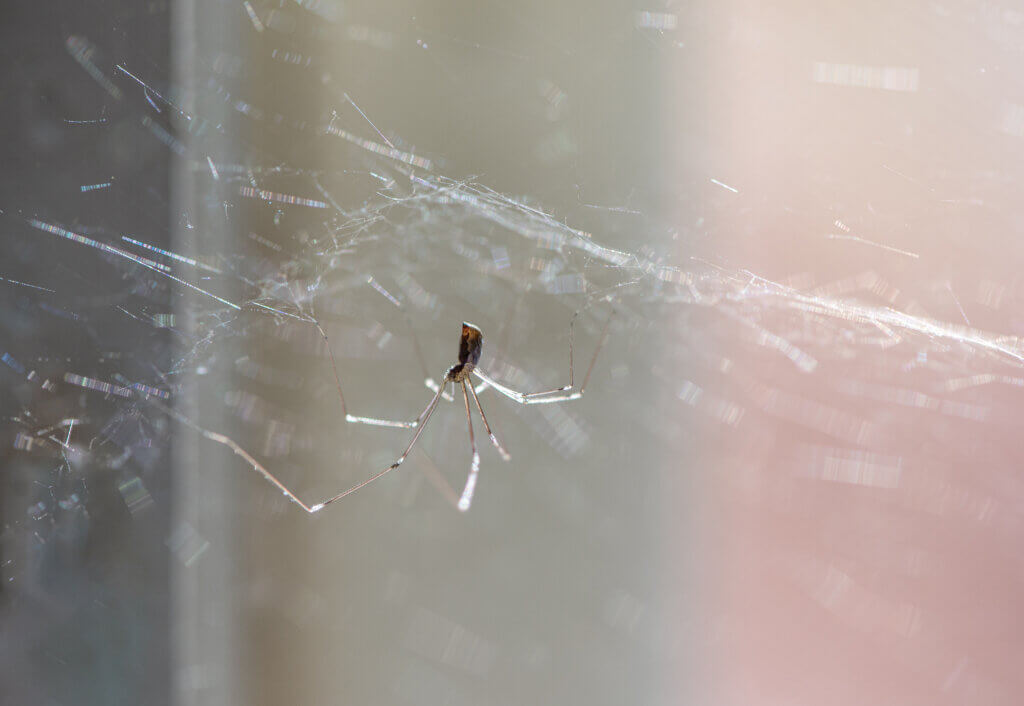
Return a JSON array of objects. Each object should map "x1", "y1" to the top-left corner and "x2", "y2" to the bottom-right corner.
[{"x1": 664, "y1": 2, "x2": 1024, "y2": 704}]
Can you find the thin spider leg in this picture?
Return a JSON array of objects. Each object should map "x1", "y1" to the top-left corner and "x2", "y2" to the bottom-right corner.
[
  {"x1": 366, "y1": 276, "x2": 454, "y2": 401},
  {"x1": 472, "y1": 369, "x2": 575, "y2": 405},
  {"x1": 161, "y1": 382, "x2": 447, "y2": 513},
  {"x1": 318, "y1": 380, "x2": 446, "y2": 510},
  {"x1": 467, "y1": 380, "x2": 511, "y2": 460},
  {"x1": 519, "y1": 310, "x2": 580, "y2": 397},
  {"x1": 424, "y1": 377, "x2": 456, "y2": 401},
  {"x1": 580, "y1": 309, "x2": 615, "y2": 393},
  {"x1": 407, "y1": 312, "x2": 453, "y2": 402},
  {"x1": 316, "y1": 321, "x2": 437, "y2": 428},
  {"x1": 472, "y1": 309, "x2": 614, "y2": 405},
  {"x1": 457, "y1": 381, "x2": 481, "y2": 512},
  {"x1": 413, "y1": 447, "x2": 460, "y2": 509},
  {"x1": 404, "y1": 313, "x2": 453, "y2": 401}
]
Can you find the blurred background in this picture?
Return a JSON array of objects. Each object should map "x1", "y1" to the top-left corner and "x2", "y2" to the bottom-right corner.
[{"x1": 2, "y1": 1, "x2": 1024, "y2": 705}]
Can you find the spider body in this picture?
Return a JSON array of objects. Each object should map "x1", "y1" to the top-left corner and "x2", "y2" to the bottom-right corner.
[{"x1": 446, "y1": 322, "x2": 483, "y2": 383}]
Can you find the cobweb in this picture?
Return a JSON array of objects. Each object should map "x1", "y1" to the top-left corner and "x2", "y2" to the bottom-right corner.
[
  {"x1": 4, "y1": 2, "x2": 1024, "y2": 704},
  {"x1": 10, "y1": 88, "x2": 1022, "y2": 521},
  {"x1": 6, "y1": 20, "x2": 1024, "y2": 565}
]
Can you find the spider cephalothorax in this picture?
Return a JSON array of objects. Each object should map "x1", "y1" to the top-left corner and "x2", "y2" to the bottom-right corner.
[{"x1": 446, "y1": 322, "x2": 483, "y2": 383}]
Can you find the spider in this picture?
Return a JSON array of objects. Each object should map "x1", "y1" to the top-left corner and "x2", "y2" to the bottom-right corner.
[{"x1": 183, "y1": 313, "x2": 612, "y2": 513}]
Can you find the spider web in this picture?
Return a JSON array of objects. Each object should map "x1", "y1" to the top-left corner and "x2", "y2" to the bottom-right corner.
[
  {"x1": 4, "y1": 2, "x2": 1024, "y2": 705},
  {"x1": 7, "y1": 11, "x2": 1021, "y2": 528}
]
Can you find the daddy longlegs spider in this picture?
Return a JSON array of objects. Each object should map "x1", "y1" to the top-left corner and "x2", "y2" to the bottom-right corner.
[{"x1": 175, "y1": 311, "x2": 612, "y2": 513}]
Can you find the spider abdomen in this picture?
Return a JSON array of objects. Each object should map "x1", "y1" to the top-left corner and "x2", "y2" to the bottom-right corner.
[{"x1": 446, "y1": 322, "x2": 483, "y2": 382}]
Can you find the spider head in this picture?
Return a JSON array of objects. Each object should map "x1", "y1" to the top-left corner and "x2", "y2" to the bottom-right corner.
[{"x1": 446, "y1": 322, "x2": 483, "y2": 383}]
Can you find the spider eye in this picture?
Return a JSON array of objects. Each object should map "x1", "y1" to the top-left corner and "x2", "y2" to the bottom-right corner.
[{"x1": 459, "y1": 322, "x2": 483, "y2": 366}]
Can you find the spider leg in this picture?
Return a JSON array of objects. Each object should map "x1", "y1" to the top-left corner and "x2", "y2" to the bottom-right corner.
[
  {"x1": 166, "y1": 379, "x2": 448, "y2": 513},
  {"x1": 412, "y1": 447, "x2": 461, "y2": 509},
  {"x1": 522, "y1": 310, "x2": 581, "y2": 396},
  {"x1": 365, "y1": 277, "x2": 455, "y2": 402},
  {"x1": 472, "y1": 309, "x2": 613, "y2": 405},
  {"x1": 316, "y1": 379, "x2": 447, "y2": 511},
  {"x1": 316, "y1": 321, "x2": 445, "y2": 429},
  {"x1": 457, "y1": 381, "x2": 481, "y2": 512},
  {"x1": 468, "y1": 380, "x2": 510, "y2": 460},
  {"x1": 424, "y1": 377, "x2": 456, "y2": 402}
]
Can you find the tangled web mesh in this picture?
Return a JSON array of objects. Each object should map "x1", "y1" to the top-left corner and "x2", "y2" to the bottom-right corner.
[{"x1": 5, "y1": 20, "x2": 1023, "y2": 547}]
